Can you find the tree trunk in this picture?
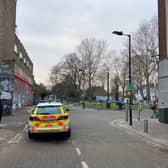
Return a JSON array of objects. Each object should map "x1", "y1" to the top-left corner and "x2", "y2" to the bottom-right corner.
[{"x1": 146, "y1": 76, "x2": 151, "y2": 103}]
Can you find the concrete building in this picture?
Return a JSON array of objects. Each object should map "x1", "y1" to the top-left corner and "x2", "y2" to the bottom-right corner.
[
  {"x1": 0, "y1": 0, "x2": 34, "y2": 113},
  {"x1": 158, "y1": 0, "x2": 168, "y2": 123}
]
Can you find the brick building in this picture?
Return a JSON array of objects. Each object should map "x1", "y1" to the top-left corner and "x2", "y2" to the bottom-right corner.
[{"x1": 0, "y1": 0, "x2": 34, "y2": 112}]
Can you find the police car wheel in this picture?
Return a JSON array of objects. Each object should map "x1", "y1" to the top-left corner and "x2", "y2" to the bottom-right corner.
[
  {"x1": 65, "y1": 128, "x2": 71, "y2": 138},
  {"x1": 28, "y1": 131, "x2": 34, "y2": 139}
]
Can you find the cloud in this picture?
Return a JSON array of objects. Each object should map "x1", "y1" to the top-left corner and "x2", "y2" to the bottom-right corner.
[{"x1": 16, "y1": 0, "x2": 157, "y2": 84}]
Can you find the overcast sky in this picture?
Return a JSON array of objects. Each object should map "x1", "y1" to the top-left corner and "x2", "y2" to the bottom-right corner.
[{"x1": 16, "y1": 0, "x2": 157, "y2": 84}]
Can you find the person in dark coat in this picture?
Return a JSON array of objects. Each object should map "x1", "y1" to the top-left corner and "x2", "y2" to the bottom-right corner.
[{"x1": 150, "y1": 101, "x2": 157, "y2": 118}]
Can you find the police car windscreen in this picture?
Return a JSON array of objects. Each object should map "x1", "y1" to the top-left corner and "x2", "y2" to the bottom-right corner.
[{"x1": 37, "y1": 106, "x2": 62, "y2": 115}]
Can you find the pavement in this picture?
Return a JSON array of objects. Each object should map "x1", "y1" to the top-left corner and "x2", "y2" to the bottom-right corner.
[
  {"x1": 70, "y1": 104, "x2": 168, "y2": 150},
  {"x1": 110, "y1": 117, "x2": 168, "y2": 150},
  {"x1": 0, "y1": 106, "x2": 32, "y2": 144}
]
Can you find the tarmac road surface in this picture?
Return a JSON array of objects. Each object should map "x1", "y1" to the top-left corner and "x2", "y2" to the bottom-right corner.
[{"x1": 0, "y1": 106, "x2": 168, "y2": 168}]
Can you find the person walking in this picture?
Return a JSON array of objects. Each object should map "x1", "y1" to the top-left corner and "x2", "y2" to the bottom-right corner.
[{"x1": 150, "y1": 101, "x2": 157, "y2": 119}]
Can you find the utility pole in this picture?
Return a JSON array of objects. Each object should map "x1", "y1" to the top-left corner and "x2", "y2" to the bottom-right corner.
[{"x1": 107, "y1": 71, "x2": 109, "y2": 98}]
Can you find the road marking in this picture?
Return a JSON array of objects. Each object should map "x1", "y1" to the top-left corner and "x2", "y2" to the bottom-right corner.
[
  {"x1": 75, "y1": 147, "x2": 81, "y2": 156},
  {"x1": 15, "y1": 134, "x2": 23, "y2": 143},
  {"x1": 24, "y1": 123, "x2": 28, "y2": 131},
  {"x1": 8, "y1": 132, "x2": 23, "y2": 144},
  {"x1": 81, "y1": 161, "x2": 89, "y2": 168},
  {"x1": 8, "y1": 123, "x2": 28, "y2": 144},
  {"x1": 0, "y1": 123, "x2": 6, "y2": 128}
]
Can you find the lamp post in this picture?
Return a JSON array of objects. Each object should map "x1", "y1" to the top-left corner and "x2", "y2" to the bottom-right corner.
[
  {"x1": 112, "y1": 31, "x2": 132, "y2": 126},
  {"x1": 107, "y1": 66, "x2": 110, "y2": 99},
  {"x1": 107, "y1": 71, "x2": 110, "y2": 98}
]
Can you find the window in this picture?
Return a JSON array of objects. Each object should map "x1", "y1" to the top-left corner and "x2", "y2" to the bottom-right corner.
[
  {"x1": 29, "y1": 64, "x2": 32, "y2": 70},
  {"x1": 24, "y1": 58, "x2": 26, "y2": 64},
  {"x1": 14, "y1": 44, "x2": 18, "y2": 53},
  {"x1": 37, "y1": 106, "x2": 62, "y2": 115},
  {"x1": 19, "y1": 52, "x2": 22, "y2": 59}
]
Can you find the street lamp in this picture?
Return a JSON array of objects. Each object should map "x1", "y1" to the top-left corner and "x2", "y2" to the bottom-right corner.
[
  {"x1": 107, "y1": 71, "x2": 110, "y2": 98},
  {"x1": 112, "y1": 31, "x2": 133, "y2": 126},
  {"x1": 106, "y1": 66, "x2": 110, "y2": 99}
]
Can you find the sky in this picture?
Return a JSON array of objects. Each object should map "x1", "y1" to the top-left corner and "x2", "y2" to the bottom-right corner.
[{"x1": 16, "y1": 0, "x2": 158, "y2": 85}]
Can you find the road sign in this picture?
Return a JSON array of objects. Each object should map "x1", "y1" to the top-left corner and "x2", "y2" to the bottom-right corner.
[
  {"x1": 127, "y1": 83, "x2": 134, "y2": 91},
  {"x1": 127, "y1": 82, "x2": 137, "y2": 91}
]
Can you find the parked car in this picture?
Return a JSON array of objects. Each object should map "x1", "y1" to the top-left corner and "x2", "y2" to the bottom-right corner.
[{"x1": 28, "y1": 102, "x2": 71, "y2": 139}]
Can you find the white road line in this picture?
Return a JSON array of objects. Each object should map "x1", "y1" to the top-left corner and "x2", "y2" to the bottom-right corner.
[
  {"x1": 8, "y1": 123, "x2": 28, "y2": 144},
  {"x1": 15, "y1": 134, "x2": 23, "y2": 143},
  {"x1": 75, "y1": 148, "x2": 81, "y2": 156},
  {"x1": 81, "y1": 161, "x2": 89, "y2": 168},
  {"x1": 24, "y1": 123, "x2": 28, "y2": 131},
  {"x1": 8, "y1": 132, "x2": 23, "y2": 144}
]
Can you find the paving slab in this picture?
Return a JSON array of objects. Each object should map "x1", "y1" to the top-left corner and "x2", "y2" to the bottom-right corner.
[
  {"x1": 0, "y1": 106, "x2": 33, "y2": 144},
  {"x1": 110, "y1": 118, "x2": 168, "y2": 150}
]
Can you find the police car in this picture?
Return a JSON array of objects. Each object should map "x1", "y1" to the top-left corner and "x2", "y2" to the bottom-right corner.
[{"x1": 28, "y1": 102, "x2": 71, "y2": 139}]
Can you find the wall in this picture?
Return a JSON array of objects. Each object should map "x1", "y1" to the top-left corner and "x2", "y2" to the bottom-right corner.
[
  {"x1": 0, "y1": 0, "x2": 16, "y2": 61},
  {"x1": 13, "y1": 73, "x2": 33, "y2": 109},
  {"x1": 0, "y1": 65, "x2": 13, "y2": 114},
  {"x1": 13, "y1": 36, "x2": 34, "y2": 109},
  {"x1": 158, "y1": 0, "x2": 168, "y2": 123},
  {"x1": 0, "y1": 0, "x2": 34, "y2": 111}
]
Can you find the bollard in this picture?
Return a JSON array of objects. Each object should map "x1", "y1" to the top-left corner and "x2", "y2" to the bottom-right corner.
[
  {"x1": 137, "y1": 102, "x2": 142, "y2": 121},
  {"x1": 125, "y1": 105, "x2": 128, "y2": 122},
  {"x1": 144, "y1": 119, "x2": 148, "y2": 133}
]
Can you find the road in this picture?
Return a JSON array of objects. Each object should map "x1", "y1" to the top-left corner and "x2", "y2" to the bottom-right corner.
[{"x1": 0, "y1": 106, "x2": 168, "y2": 168}]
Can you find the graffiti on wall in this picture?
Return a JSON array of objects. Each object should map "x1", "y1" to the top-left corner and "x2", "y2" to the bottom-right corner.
[
  {"x1": 0, "y1": 65, "x2": 13, "y2": 114},
  {"x1": 13, "y1": 73, "x2": 33, "y2": 109}
]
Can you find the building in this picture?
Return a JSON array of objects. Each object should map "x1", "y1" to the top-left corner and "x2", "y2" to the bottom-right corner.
[
  {"x1": 158, "y1": 0, "x2": 168, "y2": 123},
  {"x1": 0, "y1": 0, "x2": 34, "y2": 113}
]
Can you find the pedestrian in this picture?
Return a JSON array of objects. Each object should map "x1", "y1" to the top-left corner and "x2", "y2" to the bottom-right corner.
[
  {"x1": 106, "y1": 98, "x2": 110, "y2": 109},
  {"x1": 150, "y1": 101, "x2": 157, "y2": 119},
  {"x1": 117, "y1": 98, "x2": 123, "y2": 111}
]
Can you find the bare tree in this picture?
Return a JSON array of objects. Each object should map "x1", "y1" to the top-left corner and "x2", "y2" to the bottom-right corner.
[
  {"x1": 96, "y1": 63, "x2": 109, "y2": 88},
  {"x1": 132, "y1": 55, "x2": 145, "y2": 99},
  {"x1": 64, "y1": 53, "x2": 83, "y2": 90},
  {"x1": 109, "y1": 55, "x2": 127, "y2": 99},
  {"x1": 77, "y1": 38, "x2": 106, "y2": 98},
  {"x1": 111, "y1": 75, "x2": 120, "y2": 100},
  {"x1": 132, "y1": 16, "x2": 158, "y2": 102},
  {"x1": 50, "y1": 63, "x2": 63, "y2": 85}
]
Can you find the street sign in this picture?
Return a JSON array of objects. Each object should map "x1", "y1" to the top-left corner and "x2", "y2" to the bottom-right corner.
[
  {"x1": 127, "y1": 82, "x2": 137, "y2": 91},
  {"x1": 127, "y1": 83, "x2": 134, "y2": 91}
]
